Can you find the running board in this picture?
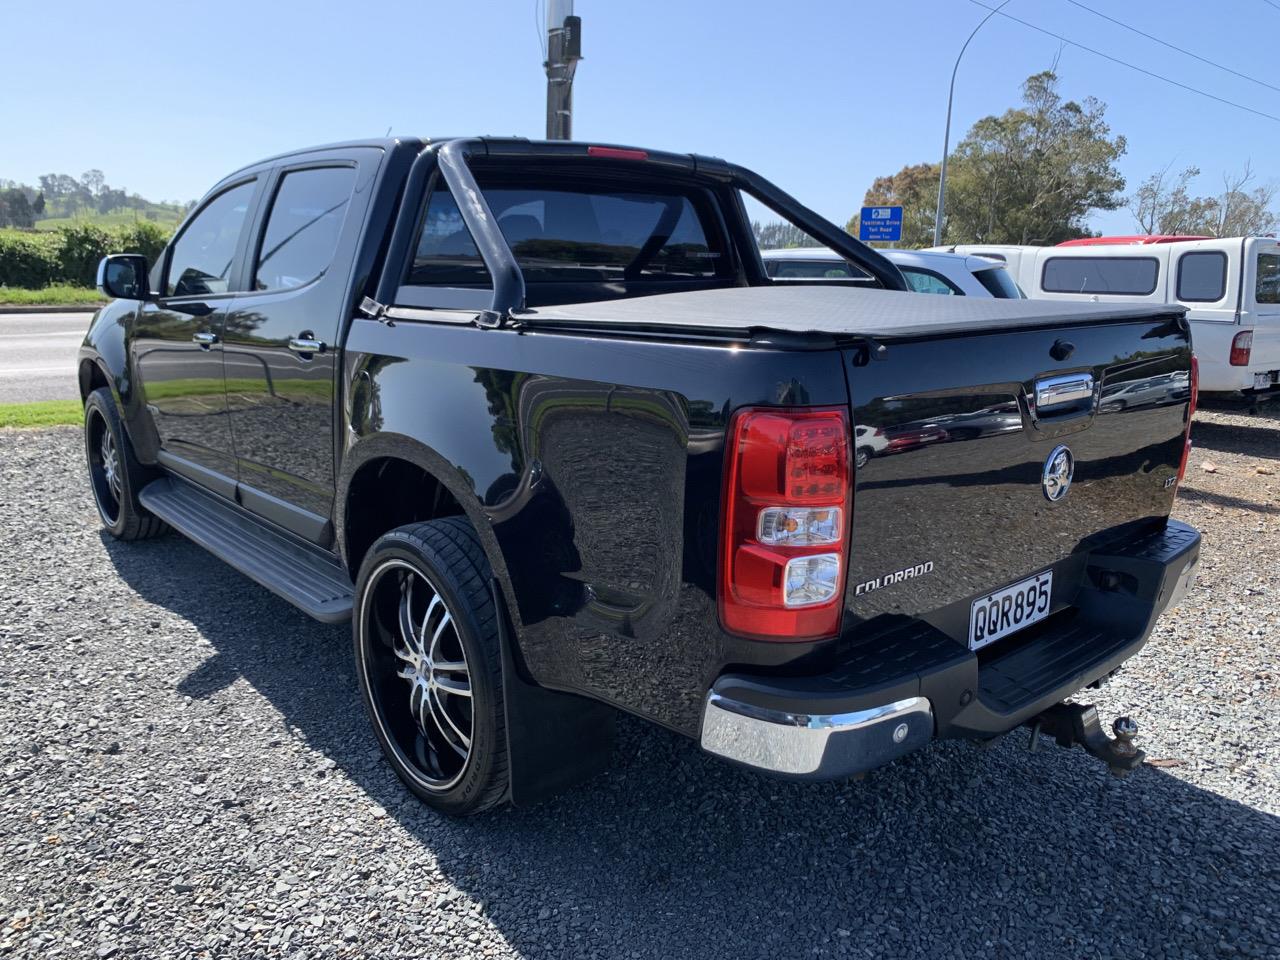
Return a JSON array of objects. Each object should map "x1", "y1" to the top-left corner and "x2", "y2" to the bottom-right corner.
[{"x1": 139, "y1": 476, "x2": 354, "y2": 622}]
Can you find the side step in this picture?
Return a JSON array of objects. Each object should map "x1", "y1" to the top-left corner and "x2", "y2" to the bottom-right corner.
[{"x1": 139, "y1": 476, "x2": 354, "y2": 622}]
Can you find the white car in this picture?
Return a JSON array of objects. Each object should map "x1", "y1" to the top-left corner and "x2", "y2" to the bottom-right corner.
[{"x1": 761, "y1": 247, "x2": 1024, "y2": 298}]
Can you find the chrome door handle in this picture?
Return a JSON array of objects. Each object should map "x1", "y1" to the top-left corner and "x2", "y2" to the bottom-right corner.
[
  {"x1": 192, "y1": 331, "x2": 219, "y2": 348},
  {"x1": 288, "y1": 337, "x2": 326, "y2": 355}
]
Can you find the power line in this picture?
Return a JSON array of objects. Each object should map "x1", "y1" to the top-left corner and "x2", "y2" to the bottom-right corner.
[
  {"x1": 967, "y1": 0, "x2": 1280, "y2": 124},
  {"x1": 1064, "y1": 0, "x2": 1280, "y2": 95},
  {"x1": 1263, "y1": 0, "x2": 1280, "y2": 11}
]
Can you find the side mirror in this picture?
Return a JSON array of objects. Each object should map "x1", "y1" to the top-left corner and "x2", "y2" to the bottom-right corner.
[{"x1": 96, "y1": 254, "x2": 152, "y2": 301}]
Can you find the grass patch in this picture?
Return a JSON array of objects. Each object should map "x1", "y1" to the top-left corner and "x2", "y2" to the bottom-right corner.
[
  {"x1": 0, "y1": 399, "x2": 82, "y2": 428},
  {"x1": 0, "y1": 285, "x2": 105, "y2": 306}
]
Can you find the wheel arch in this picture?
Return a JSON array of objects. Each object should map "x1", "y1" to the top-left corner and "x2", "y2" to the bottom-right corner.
[{"x1": 337, "y1": 434, "x2": 517, "y2": 611}]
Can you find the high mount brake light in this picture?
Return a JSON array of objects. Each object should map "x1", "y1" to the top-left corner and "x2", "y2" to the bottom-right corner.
[
  {"x1": 720, "y1": 407, "x2": 851, "y2": 640},
  {"x1": 1175, "y1": 355, "x2": 1199, "y2": 491},
  {"x1": 586, "y1": 146, "x2": 649, "y2": 161}
]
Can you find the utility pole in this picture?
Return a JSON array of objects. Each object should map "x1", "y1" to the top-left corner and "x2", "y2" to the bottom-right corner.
[{"x1": 544, "y1": 0, "x2": 582, "y2": 140}]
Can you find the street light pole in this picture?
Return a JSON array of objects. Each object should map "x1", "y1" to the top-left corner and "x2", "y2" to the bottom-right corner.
[
  {"x1": 544, "y1": 0, "x2": 582, "y2": 140},
  {"x1": 933, "y1": 0, "x2": 1010, "y2": 247}
]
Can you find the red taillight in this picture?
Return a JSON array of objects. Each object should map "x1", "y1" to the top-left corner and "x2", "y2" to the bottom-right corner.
[
  {"x1": 1175, "y1": 354, "x2": 1199, "y2": 491},
  {"x1": 586, "y1": 145, "x2": 648, "y2": 161},
  {"x1": 720, "y1": 407, "x2": 850, "y2": 640},
  {"x1": 1230, "y1": 331, "x2": 1253, "y2": 366}
]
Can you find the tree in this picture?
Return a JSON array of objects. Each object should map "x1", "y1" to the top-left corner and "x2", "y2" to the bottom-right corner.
[
  {"x1": 941, "y1": 71, "x2": 1126, "y2": 244},
  {"x1": 752, "y1": 220, "x2": 817, "y2": 249},
  {"x1": 32, "y1": 191, "x2": 45, "y2": 217},
  {"x1": 80, "y1": 169, "x2": 106, "y2": 198},
  {"x1": 1129, "y1": 163, "x2": 1201, "y2": 234},
  {"x1": 845, "y1": 162, "x2": 940, "y2": 248},
  {"x1": 1129, "y1": 160, "x2": 1279, "y2": 236}
]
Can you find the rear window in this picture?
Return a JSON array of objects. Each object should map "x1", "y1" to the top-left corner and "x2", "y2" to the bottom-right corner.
[
  {"x1": 406, "y1": 181, "x2": 727, "y2": 287},
  {"x1": 1041, "y1": 257, "x2": 1159, "y2": 295},
  {"x1": 1176, "y1": 251, "x2": 1227, "y2": 303},
  {"x1": 972, "y1": 265, "x2": 1022, "y2": 299},
  {"x1": 1258, "y1": 253, "x2": 1280, "y2": 305}
]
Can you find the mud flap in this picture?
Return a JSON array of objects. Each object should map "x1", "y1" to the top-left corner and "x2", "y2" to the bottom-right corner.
[{"x1": 492, "y1": 582, "x2": 616, "y2": 807}]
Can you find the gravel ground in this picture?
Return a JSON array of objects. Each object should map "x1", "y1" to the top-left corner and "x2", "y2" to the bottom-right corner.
[{"x1": 1, "y1": 415, "x2": 1277, "y2": 960}]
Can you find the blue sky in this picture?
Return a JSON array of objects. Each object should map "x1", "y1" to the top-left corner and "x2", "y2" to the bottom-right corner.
[{"x1": 4, "y1": 0, "x2": 1277, "y2": 234}]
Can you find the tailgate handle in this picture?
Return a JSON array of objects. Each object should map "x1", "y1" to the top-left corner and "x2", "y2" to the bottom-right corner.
[{"x1": 1035, "y1": 373, "x2": 1095, "y2": 410}]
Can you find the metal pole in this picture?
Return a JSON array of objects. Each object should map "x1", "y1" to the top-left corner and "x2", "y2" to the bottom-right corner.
[
  {"x1": 544, "y1": 0, "x2": 580, "y2": 140},
  {"x1": 933, "y1": 0, "x2": 1010, "y2": 247}
]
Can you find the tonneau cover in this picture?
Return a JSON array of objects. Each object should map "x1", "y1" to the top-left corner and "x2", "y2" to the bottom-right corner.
[{"x1": 526, "y1": 285, "x2": 1183, "y2": 340}]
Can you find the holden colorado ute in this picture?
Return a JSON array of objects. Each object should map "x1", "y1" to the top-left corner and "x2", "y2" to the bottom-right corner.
[{"x1": 81, "y1": 137, "x2": 1200, "y2": 814}]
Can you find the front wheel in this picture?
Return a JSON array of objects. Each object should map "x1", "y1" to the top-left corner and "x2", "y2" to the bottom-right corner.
[
  {"x1": 84, "y1": 387, "x2": 166, "y2": 541},
  {"x1": 353, "y1": 517, "x2": 509, "y2": 816}
]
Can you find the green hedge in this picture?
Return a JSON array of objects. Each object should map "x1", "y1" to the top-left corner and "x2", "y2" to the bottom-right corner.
[{"x1": 0, "y1": 222, "x2": 171, "y2": 289}]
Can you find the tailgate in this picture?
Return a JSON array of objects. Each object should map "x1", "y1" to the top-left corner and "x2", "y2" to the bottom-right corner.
[{"x1": 844, "y1": 316, "x2": 1191, "y2": 636}]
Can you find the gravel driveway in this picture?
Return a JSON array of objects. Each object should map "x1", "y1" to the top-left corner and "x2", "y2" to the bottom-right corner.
[{"x1": 1, "y1": 416, "x2": 1277, "y2": 959}]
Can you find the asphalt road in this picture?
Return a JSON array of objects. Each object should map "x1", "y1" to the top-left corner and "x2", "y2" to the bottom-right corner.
[{"x1": 0, "y1": 312, "x2": 92, "y2": 403}]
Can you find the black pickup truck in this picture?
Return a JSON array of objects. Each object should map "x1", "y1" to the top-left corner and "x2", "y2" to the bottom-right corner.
[{"x1": 83, "y1": 137, "x2": 1200, "y2": 815}]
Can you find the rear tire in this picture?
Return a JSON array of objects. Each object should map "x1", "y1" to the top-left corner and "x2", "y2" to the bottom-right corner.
[
  {"x1": 84, "y1": 387, "x2": 167, "y2": 541},
  {"x1": 353, "y1": 517, "x2": 509, "y2": 816}
]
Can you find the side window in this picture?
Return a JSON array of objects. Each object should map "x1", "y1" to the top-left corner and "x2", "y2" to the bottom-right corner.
[
  {"x1": 253, "y1": 167, "x2": 356, "y2": 292},
  {"x1": 1176, "y1": 251, "x2": 1227, "y2": 303},
  {"x1": 1041, "y1": 257, "x2": 1159, "y2": 295},
  {"x1": 404, "y1": 187, "x2": 492, "y2": 287},
  {"x1": 903, "y1": 268, "x2": 959, "y2": 295},
  {"x1": 165, "y1": 181, "x2": 256, "y2": 297},
  {"x1": 1256, "y1": 253, "x2": 1280, "y2": 305}
]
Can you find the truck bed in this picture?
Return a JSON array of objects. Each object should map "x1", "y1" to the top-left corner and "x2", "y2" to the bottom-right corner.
[{"x1": 526, "y1": 285, "x2": 1181, "y2": 339}]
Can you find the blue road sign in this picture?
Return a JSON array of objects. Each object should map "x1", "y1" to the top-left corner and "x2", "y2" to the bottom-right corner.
[{"x1": 859, "y1": 206, "x2": 903, "y2": 243}]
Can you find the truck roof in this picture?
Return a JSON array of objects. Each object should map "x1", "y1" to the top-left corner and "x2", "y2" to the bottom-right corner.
[{"x1": 527, "y1": 285, "x2": 1181, "y2": 340}]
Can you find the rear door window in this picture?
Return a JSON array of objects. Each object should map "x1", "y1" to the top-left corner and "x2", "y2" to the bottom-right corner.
[
  {"x1": 1041, "y1": 257, "x2": 1159, "y2": 295},
  {"x1": 902, "y1": 268, "x2": 961, "y2": 295},
  {"x1": 253, "y1": 166, "x2": 356, "y2": 292},
  {"x1": 1176, "y1": 251, "x2": 1227, "y2": 303},
  {"x1": 1257, "y1": 253, "x2": 1280, "y2": 305}
]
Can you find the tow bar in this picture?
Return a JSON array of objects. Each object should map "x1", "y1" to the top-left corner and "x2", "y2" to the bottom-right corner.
[{"x1": 1024, "y1": 702, "x2": 1145, "y2": 778}]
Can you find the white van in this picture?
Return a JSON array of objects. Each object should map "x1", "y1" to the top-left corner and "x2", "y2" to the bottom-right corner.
[{"x1": 932, "y1": 238, "x2": 1280, "y2": 394}]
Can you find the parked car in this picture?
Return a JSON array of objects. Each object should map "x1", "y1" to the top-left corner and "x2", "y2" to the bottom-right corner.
[
  {"x1": 933, "y1": 237, "x2": 1280, "y2": 395},
  {"x1": 84, "y1": 137, "x2": 1199, "y2": 815},
  {"x1": 762, "y1": 247, "x2": 1024, "y2": 298}
]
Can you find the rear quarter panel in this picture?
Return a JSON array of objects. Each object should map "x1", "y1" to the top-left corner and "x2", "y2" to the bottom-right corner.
[{"x1": 341, "y1": 318, "x2": 850, "y2": 735}]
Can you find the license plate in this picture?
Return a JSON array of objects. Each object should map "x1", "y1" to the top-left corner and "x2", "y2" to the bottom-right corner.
[
  {"x1": 968, "y1": 570, "x2": 1053, "y2": 651},
  {"x1": 1254, "y1": 372, "x2": 1273, "y2": 390}
]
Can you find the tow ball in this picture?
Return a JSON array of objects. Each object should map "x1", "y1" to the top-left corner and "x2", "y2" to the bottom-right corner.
[{"x1": 1024, "y1": 702, "x2": 1145, "y2": 778}]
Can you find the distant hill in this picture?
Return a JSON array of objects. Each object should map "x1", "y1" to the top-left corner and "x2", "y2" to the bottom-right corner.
[{"x1": 0, "y1": 169, "x2": 192, "y2": 231}]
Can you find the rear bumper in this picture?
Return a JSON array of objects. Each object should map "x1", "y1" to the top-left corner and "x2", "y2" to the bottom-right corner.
[{"x1": 699, "y1": 519, "x2": 1200, "y2": 780}]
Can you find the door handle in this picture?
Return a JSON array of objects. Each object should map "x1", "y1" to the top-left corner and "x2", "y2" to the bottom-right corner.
[
  {"x1": 288, "y1": 336, "x2": 327, "y2": 356},
  {"x1": 192, "y1": 331, "x2": 219, "y2": 348}
]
